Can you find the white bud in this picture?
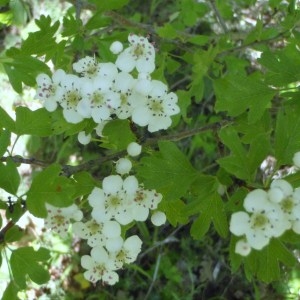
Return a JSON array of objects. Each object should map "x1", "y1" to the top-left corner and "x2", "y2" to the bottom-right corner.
[
  {"x1": 293, "y1": 151, "x2": 300, "y2": 168},
  {"x1": 115, "y1": 158, "x2": 132, "y2": 175},
  {"x1": 78, "y1": 131, "x2": 91, "y2": 145},
  {"x1": 110, "y1": 41, "x2": 123, "y2": 54},
  {"x1": 151, "y1": 211, "x2": 166, "y2": 226},
  {"x1": 235, "y1": 239, "x2": 251, "y2": 256},
  {"x1": 127, "y1": 142, "x2": 142, "y2": 157}
]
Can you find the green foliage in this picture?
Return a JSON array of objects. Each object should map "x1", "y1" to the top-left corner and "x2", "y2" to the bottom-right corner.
[
  {"x1": 214, "y1": 72, "x2": 276, "y2": 123},
  {"x1": 26, "y1": 164, "x2": 76, "y2": 217},
  {"x1": 0, "y1": 159, "x2": 20, "y2": 195},
  {"x1": 10, "y1": 246, "x2": 50, "y2": 289},
  {"x1": 1, "y1": 0, "x2": 300, "y2": 297}
]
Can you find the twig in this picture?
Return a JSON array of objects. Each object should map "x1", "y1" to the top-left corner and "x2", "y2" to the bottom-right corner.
[
  {"x1": 0, "y1": 220, "x2": 15, "y2": 244},
  {"x1": 208, "y1": 0, "x2": 228, "y2": 34},
  {"x1": 0, "y1": 120, "x2": 231, "y2": 176}
]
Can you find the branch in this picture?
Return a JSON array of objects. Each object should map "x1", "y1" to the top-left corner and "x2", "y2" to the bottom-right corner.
[
  {"x1": 0, "y1": 120, "x2": 231, "y2": 177},
  {"x1": 208, "y1": 0, "x2": 228, "y2": 34}
]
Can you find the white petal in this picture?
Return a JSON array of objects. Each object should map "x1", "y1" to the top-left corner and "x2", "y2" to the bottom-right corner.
[
  {"x1": 124, "y1": 235, "x2": 142, "y2": 252},
  {"x1": 229, "y1": 211, "x2": 250, "y2": 236},
  {"x1": 102, "y1": 271, "x2": 119, "y2": 285},
  {"x1": 127, "y1": 142, "x2": 142, "y2": 157},
  {"x1": 243, "y1": 189, "x2": 269, "y2": 212},
  {"x1": 270, "y1": 179, "x2": 293, "y2": 197},
  {"x1": 103, "y1": 175, "x2": 123, "y2": 194},
  {"x1": 123, "y1": 175, "x2": 139, "y2": 194},
  {"x1": 115, "y1": 50, "x2": 135, "y2": 72},
  {"x1": 131, "y1": 106, "x2": 151, "y2": 126},
  {"x1": 63, "y1": 109, "x2": 83, "y2": 124},
  {"x1": 103, "y1": 221, "x2": 121, "y2": 238},
  {"x1": 106, "y1": 236, "x2": 123, "y2": 252},
  {"x1": 91, "y1": 246, "x2": 108, "y2": 263},
  {"x1": 81, "y1": 255, "x2": 94, "y2": 269},
  {"x1": 88, "y1": 188, "x2": 105, "y2": 207}
]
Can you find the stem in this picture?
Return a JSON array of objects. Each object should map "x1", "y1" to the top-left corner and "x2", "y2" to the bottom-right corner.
[{"x1": 209, "y1": 0, "x2": 228, "y2": 34}]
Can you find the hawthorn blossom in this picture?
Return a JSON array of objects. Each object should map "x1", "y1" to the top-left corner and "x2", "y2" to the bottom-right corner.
[
  {"x1": 72, "y1": 219, "x2": 121, "y2": 247},
  {"x1": 77, "y1": 77, "x2": 120, "y2": 123},
  {"x1": 131, "y1": 80, "x2": 180, "y2": 132},
  {"x1": 57, "y1": 74, "x2": 84, "y2": 123},
  {"x1": 115, "y1": 34, "x2": 155, "y2": 73},
  {"x1": 230, "y1": 189, "x2": 289, "y2": 250},
  {"x1": 44, "y1": 203, "x2": 83, "y2": 238},
  {"x1": 73, "y1": 56, "x2": 101, "y2": 79},
  {"x1": 81, "y1": 246, "x2": 119, "y2": 285},
  {"x1": 88, "y1": 175, "x2": 139, "y2": 225},
  {"x1": 35, "y1": 69, "x2": 65, "y2": 112},
  {"x1": 131, "y1": 188, "x2": 163, "y2": 222},
  {"x1": 109, "y1": 235, "x2": 143, "y2": 269}
]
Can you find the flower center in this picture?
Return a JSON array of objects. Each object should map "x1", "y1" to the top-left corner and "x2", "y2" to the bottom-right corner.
[
  {"x1": 250, "y1": 213, "x2": 268, "y2": 229},
  {"x1": 281, "y1": 197, "x2": 294, "y2": 214},
  {"x1": 107, "y1": 195, "x2": 121, "y2": 208},
  {"x1": 133, "y1": 44, "x2": 145, "y2": 58},
  {"x1": 87, "y1": 220, "x2": 103, "y2": 234},
  {"x1": 66, "y1": 90, "x2": 81, "y2": 108},
  {"x1": 91, "y1": 92, "x2": 105, "y2": 107}
]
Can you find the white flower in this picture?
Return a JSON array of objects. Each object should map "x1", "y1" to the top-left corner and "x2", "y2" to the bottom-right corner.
[
  {"x1": 131, "y1": 80, "x2": 180, "y2": 132},
  {"x1": 230, "y1": 189, "x2": 289, "y2": 250},
  {"x1": 131, "y1": 188, "x2": 163, "y2": 222},
  {"x1": 293, "y1": 151, "x2": 300, "y2": 168},
  {"x1": 151, "y1": 211, "x2": 166, "y2": 226},
  {"x1": 35, "y1": 69, "x2": 66, "y2": 112},
  {"x1": 81, "y1": 246, "x2": 119, "y2": 285},
  {"x1": 269, "y1": 179, "x2": 293, "y2": 203},
  {"x1": 77, "y1": 76, "x2": 120, "y2": 122},
  {"x1": 127, "y1": 142, "x2": 142, "y2": 157},
  {"x1": 73, "y1": 219, "x2": 121, "y2": 247},
  {"x1": 57, "y1": 74, "x2": 84, "y2": 124},
  {"x1": 110, "y1": 235, "x2": 142, "y2": 269},
  {"x1": 110, "y1": 41, "x2": 123, "y2": 54},
  {"x1": 113, "y1": 72, "x2": 145, "y2": 119},
  {"x1": 73, "y1": 56, "x2": 101, "y2": 79},
  {"x1": 88, "y1": 175, "x2": 138, "y2": 225},
  {"x1": 78, "y1": 131, "x2": 91, "y2": 145},
  {"x1": 235, "y1": 239, "x2": 252, "y2": 256},
  {"x1": 44, "y1": 203, "x2": 83, "y2": 238},
  {"x1": 115, "y1": 34, "x2": 155, "y2": 73},
  {"x1": 115, "y1": 158, "x2": 132, "y2": 175}
]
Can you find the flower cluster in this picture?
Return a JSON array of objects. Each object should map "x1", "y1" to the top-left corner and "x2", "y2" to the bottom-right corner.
[
  {"x1": 230, "y1": 179, "x2": 300, "y2": 256},
  {"x1": 44, "y1": 142, "x2": 166, "y2": 285},
  {"x1": 35, "y1": 34, "x2": 180, "y2": 138}
]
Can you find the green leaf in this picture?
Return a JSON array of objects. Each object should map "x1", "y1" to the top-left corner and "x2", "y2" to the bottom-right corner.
[
  {"x1": 102, "y1": 119, "x2": 136, "y2": 151},
  {"x1": 73, "y1": 172, "x2": 98, "y2": 198},
  {"x1": 259, "y1": 45, "x2": 300, "y2": 86},
  {"x1": 274, "y1": 105, "x2": 300, "y2": 165},
  {"x1": 214, "y1": 72, "x2": 276, "y2": 123},
  {"x1": 159, "y1": 199, "x2": 188, "y2": 226},
  {"x1": 15, "y1": 107, "x2": 53, "y2": 137},
  {"x1": 244, "y1": 239, "x2": 297, "y2": 283},
  {"x1": 2, "y1": 281, "x2": 19, "y2": 300},
  {"x1": 26, "y1": 164, "x2": 75, "y2": 218},
  {"x1": 137, "y1": 141, "x2": 198, "y2": 201},
  {"x1": 190, "y1": 192, "x2": 228, "y2": 239},
  {"x1": 217, "y1": 126, "x2": 270, "y2": 181},
  {"x1": 3, "y1": 52, "x2": 50, "y2": 93},
  {"x1": 0, "y1": 159, "x2": 20, "y2": 195},
  {"x1": 0, "y1": 128, "x2": 10, "y2": 157},
  {"x1": 4, "y1": 225, "x2": 23, "y2": 243},
  {"x1": 10, "y1": 246, "x2": 50, "y2": 289},
  {"x1": 0, "y1": 106, "x2": 16, "y2": 132}
]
